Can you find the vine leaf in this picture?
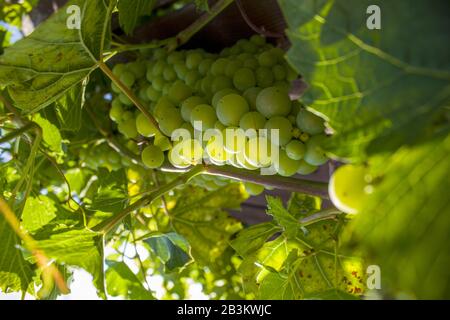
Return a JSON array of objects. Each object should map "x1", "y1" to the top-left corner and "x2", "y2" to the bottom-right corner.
[
  {"x1": 0, "y1": 213, "x2": 34, "y2": 293},
  {"x1": 344, "y1": 132, "x2": 450, "y2": 299},
  {"x1": 279, "y1": 0, "x2": 450, "y2": 161},
  {"x1": 21, "y1": 196, "x2": 57, "y2": 234},
  {"x1": 266, "y1": 196, "x2": 301, "y2": 237},
  {"x1": 106, "y1": 261, "x2": 154, "y2": 300},
  {"x1": 35, "y1": 227, "x2": 106, "y2": 298},
  {"x1": 235, "y1": 195, "x2": 365, "y2": 299},
  {"x1": 0, "y1": 0, "x2": 114, "y2": 112},
  {"x1": 33, "y1": 113, "x2": 63, "y2": 155},
  {"x1": 144, "y1": 232, "x2": 192, "y2": 271},
  {"x1": 117, "y1": 0, "x2": 155, "y2": 35},
  {"x1": 171, "y1": 184, "x2": 246, "y2": 265},
  {"x1": 54, "y1": 80, "x2": 86, "y2": 131}
]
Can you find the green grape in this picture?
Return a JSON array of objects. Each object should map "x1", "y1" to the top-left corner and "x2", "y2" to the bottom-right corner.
[
  {"x1": 153, "y1": 48, "x2": 166, "y2": 60},
  {"x1": 273, "y1": 65, "x2": 287, "y2": 81},
  {"x1": 329, "y1": 164, "x2": 371, "y2": 214},
  {"x1": 229, "y1": 45, "x2": 241, "y2": 55},
  {"x1": 250, "y1": 34, "x2": 266, "y2": 46},
  {"x1": 211, "y1": 58, "x2": 229, "y2": 76},
  {"x1": 122, "y1": 111, "x2": 134, "y2": 121},
  {"x1": 136, "y1": 113, "x2": 158, "y2": 137},
  {"x1": 126, "y1": 140, "x2": 139, "y2": 154},
  {"x1": 185, "y1": 71, "x2": 200, "y2": 87},
  {"x1": 180, "y1": 122, "x2": 195, "y2": 136},
  {"x1": 296, "y1": 109, "x2": 325, "y2": 135},
  {"x1": 273, "y1": 81, "x2": 290, "y2": 91},
  {"x1": 269, "y1": 47, "x2": 285, "y2": 60},
  {"x1": 304, "y1": 134, "x2": 328, "y2": 166},
  {"x1": 129, "y1": 61, "x2": 146, "y2": 79},
  {"x1": 264, "y1": 116, "x2": 293, "y2": 146},
  {"x1": 168, "y1": 80, "x2": 193, "y2": 105},
  {"x1": 225, "y1": 60, "x2": 243, "y2": 77},
  {"x1": 181, "y1": 96, "x2": 206, "y2": 122},
  {"x1": 243, "y1": 87, "x2": 262, "y2": 110},
  {"x1": 258, "y1": 51, "x2": 277, "y2": 67},
  {"x1": 292, "y1": 127, "x2": 301, "y2": 139},
  {"x1": 212, "y1": 75, "x2": 232, "y2": 93},
  {"x1": 141, "y1": 145, "x2": 165, "y2": 169},
  {"x1": 198, "y1": 58, "x2": 214, "y2": 76},
  {"x1": 119, "y1": 93, "x2": 133, "y2": 106},
  {"x1": 154, "y1": 134, "x2": 172, "y2": 151},
  {"x1": 138, "y1": 86, "x2": 150, "y2": 102},
  {"x1": 167, "y1": 51, "x2": 184, "y2": 64},
  {"x1": 152, "y1": 60, "x2": 166, "y2": 77},
  {"x1": 244, "y1": 182, "x2": 264, "y2": 196},
  {"x1": 186, "y1": 52, "x2": 203, "y2": 69},
  {"x1": 153, "y1": 97, "x2": 175, "y2": 120},
  {"x1": 205, "y1": 135, "x2": 227, "y2": 165},
  {"x1": 245, "y1": 136, "x2": 272, "y2": 167},
  {"x1": 146, "y1": 86, "x2": 161, "y2": 102},
  {"x1": 220, "y1": 47, "x2": 232, "y2": 56},
  {"x1": 256, "y1": 86, "x2": 292, "y2": 118},
  {"x1": 212, "y1": 88, "x2": 238, "y2": 109},
  {"x1": 158, "y1": 109, "x2": 184, "y2": 137},
  {"x1": 109, "y1": 99, "x2": 123, "y2": 122},
  {"x1": 163, "y1": 67, "x2": 177, "y2": 81},
  {"x1": 112, "y1": 64, "x2": 126, "y2": 76},
  {"x1": 174, "y1": 62, "x2": 189, "y2": 80},
  {"x1": 168, "y1": 147, "x2": 191, "y2": 169},
  {"x1": 299, "y1": 132, "x2": 310, "y2": 143},
  {"x1": 177, "y1": 139, "x2": 203, "y2": 164},
  {"x1": 118, "y1": 118, "x2": 138, "y2": 139},
  {"x1": 235, "y1": 146, "x2": 259, "y2": 170},
  {"x1": 216, "y1": 94, "x2": 250, "y2": 126},
  {"x1": 111, "y1": 82, "x2": 121, "y2": 94},
  {"x1": 222, "y1": 128, "x2": 247, "y2": 154},
  {"x1": 162, "y1": 83, "x2": 172, "y2": 96},
  {"x1": 214, "y1": 121, "x2": 226, "y2": 131},
  {"x1": 285, "y1": 140, "x2": 306, "y2": 160},
  {"x1": 297, "y1": 160, "x2": 318, "y2": 175},
  {"x1": 233, "y1": 68, "x2": 256, "y2": 91},
  {"x1": 200, "y1": 75, "x2": 214, "y2": 95},
  {"x1": 276, "y1": 149, "x2": 300, "y2": 177},
  {"x1": 286, "y1": 66, "x2": 298, "y2": 81},
  {"x1": 242, "y1": 41, "x2": 258, "y2": 54},
  {"x1": 255, "y1": 67, "x2": 274, "y2": 87},
  {"x1": 120, "y1": 71, "x2": 135, "y2": 88},
  {"x1": 152, "y1": 76, "x2": 166, "y2": 92},
  {"x1": 243, "y1": 58, "x2": 259, "y2": 69},
  {"x1": 190, "y1": 104, "x2": 217, "y2": 130},
  {"x1": 239, "y1": 111, "x2": 266, "y2": 132}
]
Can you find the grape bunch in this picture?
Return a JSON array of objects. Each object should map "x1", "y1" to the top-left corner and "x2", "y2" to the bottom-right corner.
[{"x1": 109, "y1": 35, "x2": 329, "y2": 178}]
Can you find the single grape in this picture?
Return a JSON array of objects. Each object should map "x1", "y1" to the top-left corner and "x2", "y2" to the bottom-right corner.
[
  {"x1": 225, "y1": 60, "x2": 243, "y2": 77},
  {"x1": 239, "y1": 111, "x2": 266, "y2": 132},
  {"x1": 285, "y1": 140, "x2": 306, "y2": 160},
  {"x1": 297, "y1": 160, "x2": 318, "y2": 175},
  {"x1": 211, "y1": 75, "x2": 232, "y2": 93},
  {"x1": 112, "y1": 64, "x2": 126, "y2": 76},
  {"x1": 276, "y1": 149, "x2": 301, "y2": 177},
  {"x1": 304, "y1": 134, "x2": 328, "y2": 166},
  {"x1": 205, "y1": 136, "x2": 227, "y2": 165},
  {"x1": 198, "y1": 58, "x2": 214, "y2": 76},
  {"x1": 329, "y1": 164, "x2": 371, "y2": 214},
  {"x1": 243, "y1": 87, "x2": 262, "y2": 110},
  {"x1": 200, "y1": 75, "x2": 214, "y2": 95},
  {"x1": 167, "y1": 51, "x2": 184, "y2": 64},
  {"x1": 163, "y1": 67, "x2": 177, "y2": 81},
  {"x1": 256, "y1": 86, "x2": 292, "y2": 118},
  {"x1": 168, "y1": 80, "x2": 193, "y2": 105},
  {"x1": 146, "y1": 86, "x2": 161, "y2": 102},
  {"x1": 118, "y1": 118, "x2": 138, "y2": 139},
  {"x1": 120, "y1": 71, "x2": 135, "y2": 88},
  {"x1": 122, "y1": 111, "x2": 134, "y2": 121},
  {"x1": 119, "y1": 93, "x2": 133, "y2": 106},
  {"x1": 222, "y1": 128, "x2": 247, "y2": 154},
  {"x1": 216, "y1": 94, "x2": 250, "y2": 126},
  {"x1": 214, "y1": 121, "x2": 226, "y2": 131},
  {"x1": 158, "y1": 109, "x2": 184, "y2": 137},
  {"x1": 141, "y1": 145, "x2": 165, "y2": 169},
  {"x1": 154, "y1": 134, "x2": 172, "y2": 151},
  {"x1": 152, "y1": 60, "x2": 166, "y2": 77},
  {"x1": 245, "y1": 136, "x2": 272, "y2": 167},
  {"x1": 233, "y1": 68, "x2": 256, "y2": 91},
  {"x1": 244, "y1": 182, "x2": 265, "y2": 196},
  {"x1": 185, "y1": 71, "x2": 200, "y2": 87},
  {"x1": 243, "y1": 58, "x2": 259, "y2": 69},
  {"x1": 153, "y1": 97, "x2": 176, "y2": 120},
  {"x1": 256, "y1": 67, "x2": 274, "y2": 87},
  {"x1": 190, "y1": 104, "x2": 217, "y2": 131},
  {"x1": 273, "y1": 65, "x2": 287, "y2": 81},
  {"x1": 136, "y1": 113, "x2": 158, "y2": 137},
  {"x1": 174, "y1": 62, "x2": 189, "y2": 80},
  {"x1": 296, "y1": 109, "x2": 325, "y2": 135},
  {"x1": 181, "y1": 96, "x2": 207, "y2": 122},
  {"x1": 212, "y1": 88, "x2": 238, "y2": 109},
  {"x1": 129, "y1": 61, "x2": 146, "y2": 79},
  {"x1": 186, "y1": 52, "x2": 203, "y2": 70},
  {"x1": 138, "y1": 86, "x2": 150, "y2": 102},
  {"x1": 177, "y1": 139, "x2": 203, "y2": 164},
  {"x1": 111, "y1": 82, "x2": 121, "y2": 94},
  {"x1": 264, "y1": 116, "x2": 293, "y2": 146},
  {"x1": 211, "y1": 58, "x2": 229, "y2": 76},
  {"x1": 180, "y1": 122, "x2": 195, "y2": 136},
  {"x1": 153, "y1": 48, "x2": 166, "y2": 60},
  {"x1": 152, "y1": 76, "x2": 166, "y2": 92},
  {"x1": 109, "y1": 99, "x2": 123, "y2": 122},
  {"x1": 258, "y1": 51, "x2": 277, "y2": 67},
  {"x1": 250, "y1": 34, "x2": 266, "y2": 46}
]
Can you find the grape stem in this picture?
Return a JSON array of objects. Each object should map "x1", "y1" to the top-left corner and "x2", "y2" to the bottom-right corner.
[
  {"x1": 98, "y1": 61, "x2": 164, "y2": 137},
  {"x1": 94, "y1": 165, "x2": 206, "y2": 234},
  {"x1": 235, "y1": 0, "x2": 284, "y2": 38},
  {"x1": 300, "y1": 208, "x2": 343, "y2": 226},
  {"x1": 0, "y1": 122, "x2": 36, "y2": 144}
]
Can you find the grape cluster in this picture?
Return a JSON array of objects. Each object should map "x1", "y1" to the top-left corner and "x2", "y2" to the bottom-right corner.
[{"x1": 109, "y1": 35, "x2": 329, "y2": 177}]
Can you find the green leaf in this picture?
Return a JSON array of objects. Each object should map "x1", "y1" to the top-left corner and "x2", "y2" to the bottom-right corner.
[
  {"x1": 231, "y1": 222, "x2": 281, "y2": 257},
  {"x1": 33, "y1": 113, "x2": 63, "y2": 155},
  {"x1": 172, "y1": 184, "x2": 245, "y2": 265},
  {"x1": 345, "y1": 132, "x2": 450, "y2": 299},
  {"x1": 106, "y1": 261, "x2": 154, "y2": 300},
  {"x1": 279, "y1": 0, "x2": 450, "y2": 160},
  {"x1": 54, "y1": 81, "x2": 86, "y2": 131},
  {"x1": 266, "y1": 196, "x2": 300, "y2": 237},
  {"x1": 0, "y1": 213, "x2": 34, "y2": 293},
  {"x1": 86, "y1": 168, "x2": 128, "y2": 214},
  {"x1": 287, "y1": 193, "x2": 322, "y2": 217},
  {"x1": 0, "y1": 0, "x2": 114, "y2": 112},
  {"x1": 117, "y1": 0, "x2": 155, "y2": 35},
  {"x1": 35, "y1": 227, "x2": 105, "y2": 297},
  {"x1": 21, "y1": 196, "x2": 57, "y2": 233},
  {"x1": 65, "y1": 168, "x2": 88, "y2": 195},
  {"x1": 144, "y1": 232, "x2": 192, "y2": 271}
]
